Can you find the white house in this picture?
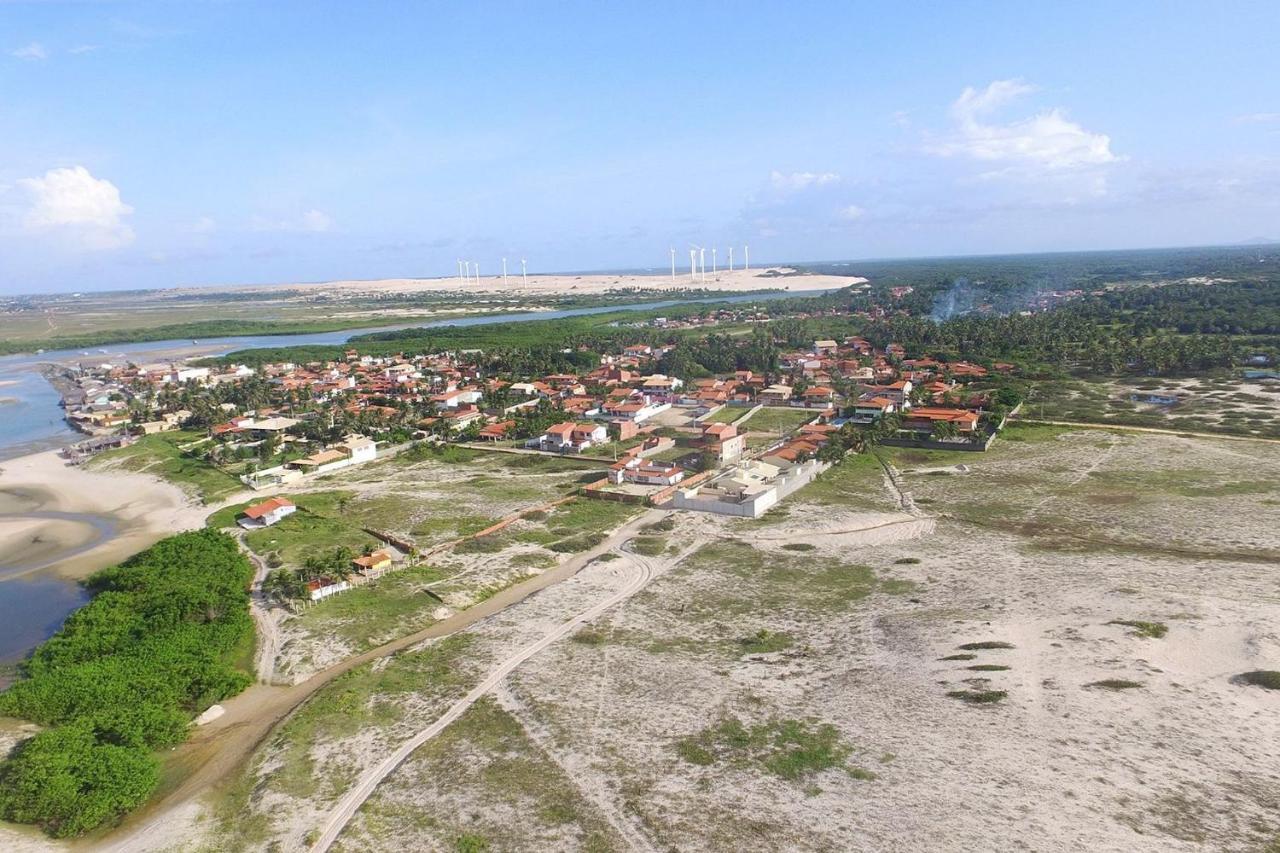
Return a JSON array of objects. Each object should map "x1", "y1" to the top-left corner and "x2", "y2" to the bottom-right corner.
[
  {"x1": 530, "y1": 421, "x2": 607, "y2": 453},
  {"x1": 238, "y1": 496, "x2": 297, "y2": 529},
  {"x1": 337, "y1": 435, "x2": 377, "y2": 464}
]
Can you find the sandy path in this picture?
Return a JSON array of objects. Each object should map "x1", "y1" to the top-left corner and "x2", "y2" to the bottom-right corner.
[
  {"x1": 100, "y1": 508, "x2": 664, "y2": 853},
  {"x1": 309, "y1": 546, "x2": 660, "y2": 852},
  {"x1": 235, "y1": 533, "x2": 281, "y2": 686}
]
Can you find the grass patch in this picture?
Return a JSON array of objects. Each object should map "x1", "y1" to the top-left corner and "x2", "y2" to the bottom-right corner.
[
  {"x1": 251, "y1": 634, "x2": 473, "y2": 804},
  {"x1": 939, "y1": 653, "x2": 976, "y2": 661},
  {"x1": 356, "y1": 695, "x2": 623, "y2": 851},
  {"x1": 1087, "y1": 679, "x2": 1144, "y2": 690},
  {"x1": 738, "y1": 406, "x2": 816, "y2": 435},
  {"x1": 90, "y1": 430, "x2": 241, "y2": 504},
  {"x1": 700, "y1": 406, "x2": 750, "y2": 425},
  {"x1": 570, "y1": 628, "x2": 609, "y2": 646},
  {"x1": 1109, "y1": 619, "x2": 1168, "y2": 639},
  {"x1": 737, "y1": 629, "x2": 794, "y2": 655},
  {"x1": 630, "y1": 536, "x2": 667, "y2": 556},
  {"x1": 793, "y1": 451, "x2": 890, "y2": 510},
  {"x1": 967, "y1": 664, "x2": 1011, "y2": 672},
  {"x1": 1236, "y1": 670, "x2": 1280, "y2": 690},
  {"x1": 243, "y1": 492, "x2": 377, "y2": 566},
  {"x1": 288, "y1": 563, "x2": 448, "y2": 651},
  {"x1": 893, "y1": 557, "x2": 922, "y2": 564},
  {"x1": 682, "y1": 540, "x2": 877, "y2": 616},
  {"x1": 957, "y1": 641, "x2": 1015, "y2": 651},
  {"x1": 947, "y1": 690, "x2": 1007, "y2": 704},
  {"x1": 674, "y1": 716, "x2": 869, "y2": 782},
  {"x1": 781, "y1": 542, "x2": 816, "y2": 552}
]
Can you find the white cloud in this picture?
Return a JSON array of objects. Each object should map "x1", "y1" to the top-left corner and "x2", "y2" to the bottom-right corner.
[
  {"x1": 932, "y1": 79, "x2": 1119, "y2": 171},
  {"x1": 19, "y1": 166, "x2": 135, "y2": 250},
  {"x1": 769, "y1": 170, "x2": 841, "y2": 191},
  {"x1": 69, "y1": 44, "x2": 100, "y2": 55},
  {"x1": 189, "y1": 216, "x2": 217, "y2": 234},
  {"x1": 1236, "y1": 112, "x2": 1280, "y2": 124},
  {"x1": 837, "y1": 204, "x2": 866, "y2": 221},
  {"x1": 251, "y1": 208, "x2": 335, "y2": 233},
  {"x1": 11, "y1": 42, "x2": 48, "y2": 61}
]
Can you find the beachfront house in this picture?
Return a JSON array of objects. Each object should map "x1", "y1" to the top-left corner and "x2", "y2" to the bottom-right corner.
[{"x1": 238, "y1": 497, "x2": 297, "y2": 529}]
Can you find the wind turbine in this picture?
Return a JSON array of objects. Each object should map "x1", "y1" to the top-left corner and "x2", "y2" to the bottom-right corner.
[
  {"x1": 744, "y1": 245, "x2": 749, "y2": 271},
  {"x1": 521, "y1": 258, "x2": 527, "y2": 285},
  {"x1": 669, "y1": 248, "x2": 675, "y2": 282},
  {"x1": 475, "y1": 262, "x2": 480, "y2": 283},
  {"x1": 699, "y1": 247, "x2": 706, "y2": 282},
  {"x1": 728, "y1": 247, "x2": 734, "y2": 271},
  {"x1": 464, "y1": 261, "x2": 471, "y2": 284},
  {"x1": 457, "y1": 259, "x2": 464, "y2": 284},
  {"x1": 688, "y1": 248, "x2": 697, "y2": 281}
]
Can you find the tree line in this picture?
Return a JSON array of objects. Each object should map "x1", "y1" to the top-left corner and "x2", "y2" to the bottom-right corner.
[{"x1": 0, "y1": 530, "x2": 255, "y2": 837}]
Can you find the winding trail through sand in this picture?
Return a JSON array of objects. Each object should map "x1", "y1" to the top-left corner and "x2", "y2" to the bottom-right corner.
[{"x1": 308, "y1": 546, "x2": 659, "y2": 852}]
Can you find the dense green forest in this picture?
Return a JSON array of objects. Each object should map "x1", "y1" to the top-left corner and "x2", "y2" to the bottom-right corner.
[{"x1": 0, "y1": 530, "x2": 254, "y2": 837}]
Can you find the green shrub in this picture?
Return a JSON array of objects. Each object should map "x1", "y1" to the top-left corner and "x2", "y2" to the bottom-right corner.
[
  {"x1": 0, "y1": 721, "x2": 158, "y2": 838},
  {"x1": 1236, "y1": 670, "x2": 1280, "y2": 690},
  {"x1": 782, "y1": 542, "x2": 816, "y2": 552},
  {"x1": 939, "y1": 653, "x2": 977, "y2": 661},
  {"x1": 738, "y1": 630, "x2": 794, "y2": 655},
  {"x1": 1108, "y1": 619, "x2": 1167, "y2": 639},
  {"x1": 1087, "y1": 679, "x2": 1143, "y2": 690},
  {"x1": 947, "y1": 690, "x2": 1007, "y2": 704},
  {"x1": 967, "y1": 664, "x2": 1011, "y2": 672},
  {"x1": 957, "y1": 641, "x2": 1015, "y2": 650},
  {"x1": 0, "y1": 530, "x2": 254, "y2": 837}
]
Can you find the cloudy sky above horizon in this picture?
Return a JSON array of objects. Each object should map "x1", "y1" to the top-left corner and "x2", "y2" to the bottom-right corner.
[{"x1": 2, "y1": 1, "x2": 1278, "y2": 294}]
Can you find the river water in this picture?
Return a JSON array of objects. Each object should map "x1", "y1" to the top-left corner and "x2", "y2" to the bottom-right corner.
[{"x1": 0, "y1": 289, "x2": 818, "y2": 662}]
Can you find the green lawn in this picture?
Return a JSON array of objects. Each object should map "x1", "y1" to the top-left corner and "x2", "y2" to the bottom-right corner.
[
  {"x1": 90, "y1": 430, "x2": 242, "y2": 504},
  {"x1": 701, "y1": 406, "x2": 751, "y2": 425},
  {"x1": 505, "y1": 498, "x2": 642, "y2": 552},
  {"x1": 792, "y1": 452, "x2": 895, "y2": 511},
  {"x1": 287, "y1": 563, "x2": 450, "y2": 651},
  {"x1": 738, "y1": 406, "x2": 816, "y2": 435},
  {"x1": 243, "y1": 491, "x2": 378, "y2": 566}
]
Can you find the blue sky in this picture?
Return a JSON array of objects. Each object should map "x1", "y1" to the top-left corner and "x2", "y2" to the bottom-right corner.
[{"x1": 1, "y1": 1, "x2": 1278, "y2": 294}]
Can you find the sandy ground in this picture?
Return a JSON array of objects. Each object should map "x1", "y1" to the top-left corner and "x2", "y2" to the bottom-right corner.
[
  {"x1": 180, "y1": 268, "x2": 861, "y2": 299},
  {"x1": 0, "y1": 451, "x2": 211, "y2": 582},
  {"x1": 5, "y1": 428, "x2": 1277, "y2": 852},
  {"x1": 305, "y1": 429, "x2": 1280, "y2": 852}
]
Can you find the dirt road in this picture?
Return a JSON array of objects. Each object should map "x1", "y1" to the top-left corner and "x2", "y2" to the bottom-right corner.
[
  {"x1": 308, "y1": 545, "x2": 660, "y2": 852},
  {"x1": 100, "y1": 508, "x2": 664, "y2": 853}
]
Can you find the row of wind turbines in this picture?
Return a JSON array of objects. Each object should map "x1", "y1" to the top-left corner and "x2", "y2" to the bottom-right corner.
[
  {"x1": 456, "y1": 258, "x2": 527, "y2": 286},
  {"x1": 670, "y1": 245, "x2": 749, "y2": 283}
]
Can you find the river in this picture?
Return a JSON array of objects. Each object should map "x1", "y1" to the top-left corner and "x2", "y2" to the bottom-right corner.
[{"x1": 0, "y1": 289, "x2": 820, "y2": 663}]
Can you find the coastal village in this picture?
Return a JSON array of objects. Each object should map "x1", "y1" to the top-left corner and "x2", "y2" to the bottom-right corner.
[{"x1": 53, "y1": 327, "x2": 1017, "y2": 515}]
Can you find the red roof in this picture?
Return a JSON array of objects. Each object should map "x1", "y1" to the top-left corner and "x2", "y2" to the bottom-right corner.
[{"x1": 243, "y1": 497, "x2": 295, "y2": 519}]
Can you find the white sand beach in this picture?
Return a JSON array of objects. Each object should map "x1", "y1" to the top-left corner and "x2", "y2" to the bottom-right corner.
[{"x1": 0, "y1": 450, "x2": 212, "y2": 581}]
